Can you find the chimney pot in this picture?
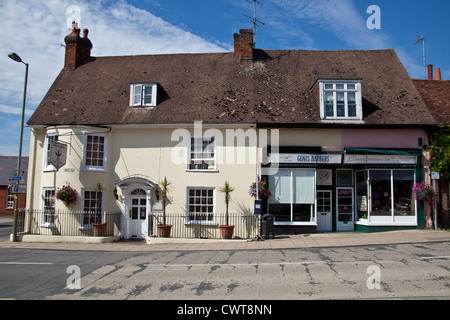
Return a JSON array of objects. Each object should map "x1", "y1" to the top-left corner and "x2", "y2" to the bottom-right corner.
[
  {"x1": 435, "y1": 68, "x2": 442, "y2": 80},
  {"x1": 428, "y1": 64, "x2": 433, "y2": 80},
  {"x1": 64, "y1": 25, "x2": 92, "y2": 69}
]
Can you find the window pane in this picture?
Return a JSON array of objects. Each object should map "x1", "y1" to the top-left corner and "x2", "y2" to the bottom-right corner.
[
  {"x1": 293, "y1": 204, "x2": 313, "y2": 222},
  {"x1": 293, "y1": 169, "x2": 315, "y2": 204},
  {"x1": 370, "y1": 170, "x2": 391, "y2": 216},
  {"x1": 270, "y1": 204, "x2": 291, "y2": 222},
  {"x1": 269, "y1": 170, "x2": 291, "y2": 204},
  {"x1": 133, "y1": 85, "x2": 142, "y2": 105},
  {"x1": 336, "y1": 84, "x2": 344, "y2": 90},
  {"x1": 325, "y1": 84, "x2": 334, "y2": 90},
  {"x1": 143, "y1": 85, "x2": 153, "y2": 105},
  {"x1": 347, "y1": 84, "x2": 356, "y2": 90},
  {"x1": 347, "y1": 93, "x2": 356, "y2": 117},
  {"x1": 325, "y1": 92, "x2": 334, "y2": 117},
  {"x1": 356, "y1": 171, "x2": 368, "y2": 220},
  {"x1": 337, "y1": 92, "x2": 345, "y2": 117},
  {"x1": 394, "y1": 170, "x2": 415, "y2": 216}
]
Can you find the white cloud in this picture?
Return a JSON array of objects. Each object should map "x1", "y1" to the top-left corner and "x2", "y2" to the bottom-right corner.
[
  {"x1": 0, "y1": 104, "x2": 34, "y2": 116},
  {"x1": 0, "y1": 0, "x2": 229, "y2": 155},
  {"x1": 266, "y1": 0, "x2": 389, "y2": 50}
]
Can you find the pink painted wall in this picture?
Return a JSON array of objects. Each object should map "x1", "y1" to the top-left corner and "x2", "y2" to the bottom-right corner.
[{"x1": 341, "y1": 129, "x2": 427, "y2": 149}]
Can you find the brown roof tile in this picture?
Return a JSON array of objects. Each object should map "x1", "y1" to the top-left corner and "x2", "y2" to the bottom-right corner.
[
  {"x1": 413, "y1": 79, "x2": 450, "y2": 124},
  {"x1": 28, "y1": 49, "x2": 435, "y2": 127}
]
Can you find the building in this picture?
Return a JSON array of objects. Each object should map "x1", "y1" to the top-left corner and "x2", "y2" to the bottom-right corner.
[
  {"x1": 413, "y1": 65, "x2": 450, "y2": 229},
  {"x1": 24, "y1": 26, "x2": 436, "y2": 239},
  {"x1": 0, "y1": 157, "x2": 28, "y2": 216}
]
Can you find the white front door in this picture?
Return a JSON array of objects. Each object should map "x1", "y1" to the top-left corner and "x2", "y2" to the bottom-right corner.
[
  {"x1": 336, "y1": 187, "x2": 355, "y2": 231},
  {"x1": 317, "y1": 190, "x2": 332, "y2": 232},
  {"x1": 129, "y1": 189, "x2": 148, "y2": 238}
]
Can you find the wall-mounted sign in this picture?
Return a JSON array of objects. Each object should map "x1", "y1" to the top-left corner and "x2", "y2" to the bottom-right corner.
[
  {"x1": 50, "y1": 141, "x2": 67, "y2": 170},
  {"x1": 269, "y1": 153, "x2": 342, "y2": 164},
  {"x1": 317, "y1": 169, "x2": 333, "y2": 185},
  {"x1": 343, "y1": 154, "x2": 416, "y2": 165}
]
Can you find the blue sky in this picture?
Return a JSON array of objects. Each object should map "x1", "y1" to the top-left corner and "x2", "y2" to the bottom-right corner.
[{"x1": 0, "y1": 0, "x2": 449, "y2": 157}]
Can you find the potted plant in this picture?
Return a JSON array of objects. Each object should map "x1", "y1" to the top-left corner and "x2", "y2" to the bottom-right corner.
[
  {"x1": 219, "y1": 181, "x2": 235, "y2": 239},
  {"x1": 157, "y1": 176, "x2": 172, "y2": 237},
  {"x1": 56, "y1": 184, "x2": 78, "y2": 207}
]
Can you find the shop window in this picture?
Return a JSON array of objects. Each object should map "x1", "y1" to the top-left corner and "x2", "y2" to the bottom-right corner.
[
  {"x1": 356, "y1": 169, "x2": 416, "y2": 224},
  {"x1": 269, "y1": 169, "x2": 316, "y2": 224}
]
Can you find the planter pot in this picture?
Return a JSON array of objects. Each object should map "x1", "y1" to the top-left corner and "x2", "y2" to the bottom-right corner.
[
  {"x1": 157, "y1": 224, "x2": 172, "y2": 238},
  {"x1": 92, "y1": 223, "x2": 107, "y2": 237},
  {"x1": 219, "y1": 225, "x2": 235, "y2": 239}
]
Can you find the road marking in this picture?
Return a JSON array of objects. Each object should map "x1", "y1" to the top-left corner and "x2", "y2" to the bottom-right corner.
[
  {"x1": 144, "y1": 261, "x2": 326, "y2": 268},
  {"x1": 421, "y1": 256, "x2": 450, "y2": 260},
  {"x1": 0, "y1": 262, "x2": 54, "y2": 265}
]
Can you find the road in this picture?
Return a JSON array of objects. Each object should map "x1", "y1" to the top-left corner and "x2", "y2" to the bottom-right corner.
[{"x1": 0, "y1": 241, "x2": 449, "y2": 300}]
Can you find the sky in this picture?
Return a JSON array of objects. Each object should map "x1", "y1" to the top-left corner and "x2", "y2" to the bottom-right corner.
[{"x1": 0, "y1": 0, "x2": 449, "y2": 157}]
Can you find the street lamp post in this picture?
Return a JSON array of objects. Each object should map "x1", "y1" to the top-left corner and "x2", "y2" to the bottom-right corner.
[{"x1": 8, "y1": 52, "x2": 29, "y2": 242}]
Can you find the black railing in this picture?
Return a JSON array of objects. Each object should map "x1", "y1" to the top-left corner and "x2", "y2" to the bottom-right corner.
[
  {"x1": 149, "y1": 213, "x2": 259, "y2": 239},
  {"x1": 16, "y1": 209, "x2": 121, "y2": 237}
]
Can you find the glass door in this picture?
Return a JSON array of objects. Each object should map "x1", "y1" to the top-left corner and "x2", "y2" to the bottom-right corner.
[
  {"x1": 129, "y1": 189, "x2": 148, "y2": 238},
  {"x1": 336, "y1": 187, "x2": 354, "y2": 231},
  {"x1": 317, "y1": 190, "x2": 332, "y2": 232}
]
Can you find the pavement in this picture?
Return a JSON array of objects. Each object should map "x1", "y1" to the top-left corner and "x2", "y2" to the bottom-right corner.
[{"x1": 1, "y1": 215, "x2": 449, "y2": 252}]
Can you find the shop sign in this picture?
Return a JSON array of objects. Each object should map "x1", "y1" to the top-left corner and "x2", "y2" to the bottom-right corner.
[
  {"x1": 344, "y1": 154, "x2": 416, "y2": 165},
  {"x1": 269, "y1": 153, "x2": 342, "y2": 164}
]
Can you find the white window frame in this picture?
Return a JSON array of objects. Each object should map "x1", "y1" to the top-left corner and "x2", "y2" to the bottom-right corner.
[
  {"x1": 81, "y1": 189, "x2": 105, "y2": 229},
  {"x1": 268, "y1": 168, "x2": 317, "y2": 225},
  {"x1": 186, "y1": 187, "x2": 216, "y2": 224},
  {"x1": 130, "y1": 83, "x2": 157, "y2": 108},
  {"x1": 6, "y1": 189, "x2": 14, "y2": 209},
  {"x1": 82, "y1": 133, "x2": 108, "y2": 171},
  {"x1": 44, "y1": 132, "x2": 59, "y2": 171},
  {"x1": 319, "y1": 80, "x2": 363, "y2": 121},
  {"x1": 188, "y1": 135, "x2": 217, "y2": 171},
  {"x1": 41, "y1": 187, "x2": 56, "y2": 227}
]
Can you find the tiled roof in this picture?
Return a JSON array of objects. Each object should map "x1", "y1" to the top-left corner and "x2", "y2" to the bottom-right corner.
[
  {"x1": 413, "y1": 79, "x2": 450, "y2": 124},
  {"x1": 28, "y1": 49, "x2": 435, "y2": 127}
]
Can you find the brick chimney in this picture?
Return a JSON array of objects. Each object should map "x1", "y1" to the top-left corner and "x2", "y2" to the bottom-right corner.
[
  {"x1": 64, "y1": 22, "x2": 93, "y2": 69},
  {"x1": 233, "y1": 29, "x2": 254, "y2": 61},
  {"x1": 428, "y1": 64, "x2": 433, "y2": 80},
  {"x1": 435, "y1": 68, "x2": 442, "y2": 80}
]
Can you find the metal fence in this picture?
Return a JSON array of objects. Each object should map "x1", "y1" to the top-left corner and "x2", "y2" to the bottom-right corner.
[
  {"x1": 149, "y1": 213, "x2": 259, "y2": 239},
  {"x1": 16, "y1": 209, "x2": 121, "y2": 237}
]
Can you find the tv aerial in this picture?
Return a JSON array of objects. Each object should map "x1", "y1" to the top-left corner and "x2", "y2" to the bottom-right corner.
[
  {"x1": 243, "y1": 0, "x2": 265, "y2": 47},
  {"x1": 414, "y1": 34, "x2": 426, "y2": 79}
]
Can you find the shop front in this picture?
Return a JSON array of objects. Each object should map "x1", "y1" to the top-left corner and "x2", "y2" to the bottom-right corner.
[{"x1": 266, "y1": 149, "x2": 424, "y2": 233}]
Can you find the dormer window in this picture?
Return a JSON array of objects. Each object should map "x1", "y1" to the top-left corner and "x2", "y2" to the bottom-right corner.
[
  {"x1": 130, "y1": 83, "x2": 157, "y2": 107},
  {"x1": 318, "y1": 80, "x2": 362, "y2": 121}
]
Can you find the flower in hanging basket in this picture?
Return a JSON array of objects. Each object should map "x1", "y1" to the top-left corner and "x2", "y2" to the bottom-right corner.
[
  {"x1": 412, "y1": 182, "x2": 435, "y2": 203},
  {"x1": 249, "y1": 179, "x2": 271, "y2": 199},
  {"x1": 56, "y1": 184, "x2": 79, "y2": 206}
]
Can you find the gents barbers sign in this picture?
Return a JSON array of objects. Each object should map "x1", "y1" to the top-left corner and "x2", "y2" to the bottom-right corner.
[{"x1": 269, "y1": 153, "x2": 342, "y2": 164}]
